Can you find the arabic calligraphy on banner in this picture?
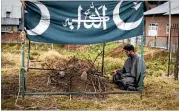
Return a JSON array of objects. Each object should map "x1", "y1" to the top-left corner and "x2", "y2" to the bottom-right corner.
[{"x1": 63, "y1": 2, "x2": 110, "y2": 30}]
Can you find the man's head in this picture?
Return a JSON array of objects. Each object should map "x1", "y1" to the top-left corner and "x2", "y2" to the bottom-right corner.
[{"x1": 123, "y1": 44, "x2": 135, "y2": 57}]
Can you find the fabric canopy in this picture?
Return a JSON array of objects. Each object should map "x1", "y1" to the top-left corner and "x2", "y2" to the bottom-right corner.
[{"x1": 25, "y1": 1, "x2": 144, "y2": 44}]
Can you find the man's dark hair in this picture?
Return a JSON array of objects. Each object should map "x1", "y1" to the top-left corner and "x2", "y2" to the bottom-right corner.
[{"x1": 123, "y1": 44, "x2": 134, "y2": 51}]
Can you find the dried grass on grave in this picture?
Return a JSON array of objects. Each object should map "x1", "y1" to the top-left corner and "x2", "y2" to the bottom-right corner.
[
  {"x1": 45, "y1": 57, "x2": 113, "y2": 93},
  {"x1": 38, "y1": 51, "x2": 114, "y2": 94}
]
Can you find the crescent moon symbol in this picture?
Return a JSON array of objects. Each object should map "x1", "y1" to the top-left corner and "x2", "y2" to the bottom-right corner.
[
  {"x1": 113, "y1": 0, "x2": 143, "y2": 31},
  {"x1": 27, "y1": 2, "x2": 50, "y2": 35}
]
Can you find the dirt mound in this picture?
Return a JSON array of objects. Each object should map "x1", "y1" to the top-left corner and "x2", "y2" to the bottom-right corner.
[
  {"x1": 25, "y1": 51, "x2": 115, "y2": 98},
  {"x1": 106, "y1": 45, "x2": 124, "y2": 58},
  {"x1": 28, "y1": 51, "x2": 114, "y2": 94},
  {"x1": 43, "y1": 57, "x2": 113, "y2": 93}
]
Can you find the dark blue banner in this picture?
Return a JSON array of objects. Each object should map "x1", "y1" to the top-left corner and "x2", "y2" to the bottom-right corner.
[{"x1": 25, "y1": 1, "x2": 144, "y2": 44}]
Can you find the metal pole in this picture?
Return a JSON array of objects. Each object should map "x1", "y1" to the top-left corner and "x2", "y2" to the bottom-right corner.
[
  {"x1": 167, "y1": 35, "x2": 169, "y2": 49},
  {"x1": 25, "y1": 91, "x2": 139, "y2": 96},
  {"x1": 101, "y1": 43, "x2": 105, "y2": 76},
  {"x1": 155, "y1": 36, "x2": 157, "y2": 47},
  {"x1": 21, "y1": 3, "x2": 25, "y2": 98},
  {"x1": 21, "y1": 50, "x2": 25, "y2": 96},
  {"x1": 174, "y1": 28, "x2": 179, "y2": 80},
  {"x1": 168, "y1": 0, "x2": 172, "y2": 77},
  {"x1": 139, "y1": 10, "x2": 145, "y2": 99},
  {"x1": 27, "y1": 40, "x2": 31, "y2": 71},
  {"x1": 28, "y1": 67, "x2": 55, "y2": 70},
  {"x1": 177, "y1": 29, "x2": 179, "y2": 80},
  {"x1": 140, "y1": 35, "x2": 144, "y2": 99}
]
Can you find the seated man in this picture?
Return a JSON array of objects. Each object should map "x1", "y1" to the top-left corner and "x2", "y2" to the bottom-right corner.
[{"x1": 111, "y1": 44, "x2": 146, "y2": 91}]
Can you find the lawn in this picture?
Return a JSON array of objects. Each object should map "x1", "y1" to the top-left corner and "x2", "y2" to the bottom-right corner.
[{"x1": 1, "y1": 42, "x2": 179, "y2": 110}]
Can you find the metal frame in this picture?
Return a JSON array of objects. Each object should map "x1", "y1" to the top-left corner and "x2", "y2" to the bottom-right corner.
[
  {"x1": 21, "y1": 2, "x2": 144, "y2": 98},
  {"x1": 21, "y1": 4, "x2": 25, "y2": 98},
  {"x1": 21, "y1": 45, "x2": 144, "y2": 97},
  {"x1": 25, "y1": 91, "x2": 139, "y2": 96},
  {"x1": 140, "y1": 35, "x2": 144, "y2": 99},
  {"x1": 168, "y1": 0, "x2": 172, "y2": 76},
  {"x1": 23, "y1": 41, "x2": 142, "y2": 97},
  {"x1": 101, "y1": 43, "x2": 105, "y2": 76}
]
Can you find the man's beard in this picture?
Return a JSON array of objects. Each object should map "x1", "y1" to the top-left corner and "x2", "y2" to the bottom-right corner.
[{"x1": 127, "y1": 53, "x2": 134, "y2": 57}]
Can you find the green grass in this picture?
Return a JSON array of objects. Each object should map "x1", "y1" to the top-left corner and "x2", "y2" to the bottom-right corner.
[{"x1": 1, "y1": 42, "x2": 179, "y2": 110}]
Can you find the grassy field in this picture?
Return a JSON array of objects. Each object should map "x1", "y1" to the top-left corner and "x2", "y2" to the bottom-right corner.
[{"x1": 1, "y1": 42, "x2": 179, "y2": 110}]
